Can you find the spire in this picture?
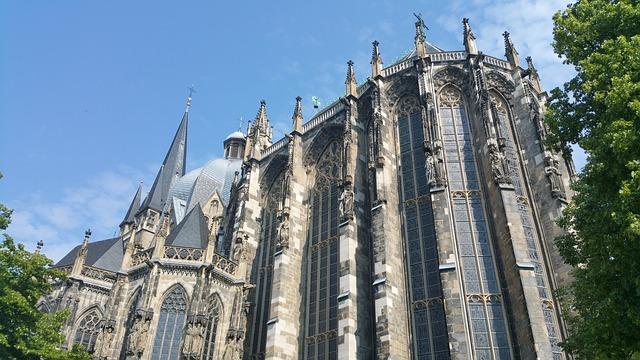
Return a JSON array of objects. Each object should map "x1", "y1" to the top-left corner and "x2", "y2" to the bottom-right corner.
[
  {"x1": 414, "y1": 13, "x2": 428, "y2": 58},
  {"x1": 255, "y1": 100, "x2": 269, "y2": 131},
  {"x1": 345, "y1": 60, "x2": 357, "y2": 98},
  {"x1": 371, "y1": 40, "x2": 383, "y2": 78},
  {"x1": 292, "y1": 96, "x2": 303, "y2": 133},
  {"x1": 139, "y1": 104, "x2": 188, "y2": 212},
  {"x1": 526, "y1": 56, "x2": 543, "y2": 92},
  {"x1": 503, "y1": 31, "x2": 520, "y2": 67},
  {"x1": 463, "y1": 18, "x2": 478, "y2": 55},
  {"x1": 120, "y1": 183, "x2": 142, "y2": 227},
  {"x1": 246, "y1": 100, "x2": 272, "y2": 160}
]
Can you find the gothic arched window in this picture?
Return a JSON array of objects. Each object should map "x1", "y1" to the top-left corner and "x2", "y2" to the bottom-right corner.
[
  {"x1": 490, "y1": 92, "x2": 562, "y2": 359},
  {"x1": 151, "y1": 285, "x2": 188, "y2": 360},
  {"x1": 202, "y1": 294, "x2": 222, "y2": 360},
  {"x1": 395, "y1": 96, "x2": 450, "y2": 360},
  {"x1": 438, "y1": 86, "x2": 513, "y2": 359},
  {"x1": 247, "y1": 171, "x2": 284, "y2": 357},
  {"x1": 74, "y1": 308, "x2": 102, "y2": 352},
  {"x1": 304, "y1": 141, "x2": 341, "y2": 360}
]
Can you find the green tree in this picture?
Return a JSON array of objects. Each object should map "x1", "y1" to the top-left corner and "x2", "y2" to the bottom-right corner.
[
  {"x1": 0, "y1": 173, "x2": 90, "y2": 359},
  {"x1": 546, "y1": 1, "x2": 640, "y2": 358}
]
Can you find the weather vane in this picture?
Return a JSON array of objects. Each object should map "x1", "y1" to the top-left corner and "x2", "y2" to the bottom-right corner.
[{"x1": 186, "y1": 85, "x2": 196, "y2": 109}]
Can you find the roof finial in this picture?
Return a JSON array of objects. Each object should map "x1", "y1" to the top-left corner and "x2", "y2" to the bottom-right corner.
[
  {"x1": 35, "y1": 240, "x2": 44, "y2": 254},
  {"x1": 413, "y1": 12, "x2": 428, "y2": 58},
  {"x1": 525, "y1": 56, "x2": 543, "y2": 92},
  {"x1": 186, "y1": 85, "x2": 196, "y2": 112},
  {"x1": 462, "y1": 18, "x2": 478, "y2": 55},
  {"x1": 292, "y1": 96, "x2": 303, "y2": 133},
  {"x1": 371, "y1": 40, "x2": 383, "y2": 78},
  {"x1": 345, "y1": 60, "x2": 357, "y2": 97},
  {"x1": 503, "y1": 31, "x2": 520, "y2": 67},
  {"x1": 83, "y1": 229, "x2": 92, "y2": 246}
]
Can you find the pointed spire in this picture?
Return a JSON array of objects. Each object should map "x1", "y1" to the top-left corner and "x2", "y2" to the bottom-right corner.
[
  {"x1": 120, "y1": 183, "x2": 143, "y2": 227},
  {"x1": 503, "y1": 31, "x2": 520, "y2": 67},
  {"x1": 345, "y1": 60, "x2": 357, "y2": 97},
  {"x1": 292, "y1": 96, "x2": 303, "y2": 133},
  {"x1": 371, "y1": 40, "x2": 383, "y2": 78},
  {"x1": 254, "y1": 100, "x2": 269, "y2": 130},
  {"x1": 246, "y1": 100, "x2": 272, "y2": 160},
  {"x1": 139, "y1": 105, "x2": 188, "y2": 212},
  {"x1": 414, "y1": 13, "x2": 428, "y2": 58},
  {"x1": 463, "y1": 18, "x2": 478, "y2": 55},
  {"x1": 526, "y1": 56, "x2": 543, "y2": 92}
]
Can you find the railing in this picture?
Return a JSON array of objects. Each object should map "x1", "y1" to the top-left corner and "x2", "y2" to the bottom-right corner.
[
  {"x1": 211, "y1": 253, "x2": 237, "y2": 275},
  {"x1": 381, "y1": 58, "x2": 414, "y2": 77},
  {"x1": 357, "y1": 82, "x2": 371, "y2": 97},
  {"x1": 430, "y1": 51, "x2": 467, "y2": 62},
  {"x1": 301, "y1": 100, "x2": 345, "y2": 134},
  {"x1": 483, "y1": 55, "x2": 511, "y2": 70},
  {"x1": 262, "y1": 136, "x2": 289, "y2": 158},
  {"x1": 163, "y1": 245, "x2": 204, "y2": 261},
  {"x1": 131, "y1": 247, "x2": 153, "y2": 267},
  {"x1": 81, "y1": 265, "x2": 117, "y2": 283},
  {"x1": 55, "y1": 265, "x2": 72, "y2": 274}
]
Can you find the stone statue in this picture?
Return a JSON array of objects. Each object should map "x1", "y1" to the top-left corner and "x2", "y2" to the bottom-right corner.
[
  {"x1": 426, "y1": 154, "x2": 436, "y2": 186},
  {"x1": 277, "y1": 215, "x2": 290, "y2": 249},
  {"x1": 222, "y1": 341, "x2": 242, "y2": 360},
  {"x1": 340, "y1": 186, "x2": 355, "y2": 220},
  {"x1": 489, "y1": 143, "x2": 511, "y2": 185},
  {"x1": 544, "y1": 152, "x2": 566, "y2": 199},
  {"x1": 232, "y1": 241, "x2": 244, "y2": 262},
  {"x1": 182, "y1": 322, "x2": 205, "y2": 358}
]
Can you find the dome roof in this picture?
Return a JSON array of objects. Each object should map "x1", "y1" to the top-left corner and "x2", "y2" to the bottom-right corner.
[
  {"x1": 225, "y1": 131, "x2": 245, "y2": 140},
  {"x1": 166, "y1": 157, "x2": 242, "y2": 223}
]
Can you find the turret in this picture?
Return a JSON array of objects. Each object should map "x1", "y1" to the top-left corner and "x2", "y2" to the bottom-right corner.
[
  {"x1": 224, "y1": 131, "x2": 246, "y2": 160},
  {"x1": 503, "y1": 31, "x2": 521, "y2": 67},
  {"x1": 345, "y1": 60, "x2": 357, "y2": 98},
  {"x1": 463, "y1": 18, "x2": 478, "y2": 55},
  {"x1": 371, "y1": 40, "x2": 383, "y2": 79}
]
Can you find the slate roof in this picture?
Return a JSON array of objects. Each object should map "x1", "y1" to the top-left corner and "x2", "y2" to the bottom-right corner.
[
  {"x1": 139, "y1": 111, "x2": 188, "y2": 213},
  {"x1": 120, "y1": 184, "x2": 142, "y2": 226},
  {"x1": 53, "y1": 237, "x2": 124, "y2": 273},
  {"x1": 164, "y1": 204, "x2": 208, "y2": 249}
]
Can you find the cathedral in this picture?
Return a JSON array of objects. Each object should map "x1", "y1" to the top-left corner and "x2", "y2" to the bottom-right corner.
[{"x1": 41, "y1": 17, "x2": 576, "y2": 360}]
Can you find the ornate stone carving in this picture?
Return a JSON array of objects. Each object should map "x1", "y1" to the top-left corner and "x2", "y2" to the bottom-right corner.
[
  {"x1": 433, "y1": 66, "x2": 467, "y2": 90},
  {"x1": 489, "y1": 142, "x2": 512, "y2": 186},
  {"x1": 486, "y1": 71, "x2": 516, "y2": 96},
  {"x1": 276, "y1": 213, "x2": 290, "y2": 250},
  {"x1": 126, "y1": 309, "x2": 153, "y2": 358},
  {"x1": 339, "y1": 183, "x2": 355, "y2": 221},
  {"x1": 544, "y1": 151, "x2": 566, "y2": 200},
  {"x1": 182, "y1": 321, "x2": 205, "y2": 359}
]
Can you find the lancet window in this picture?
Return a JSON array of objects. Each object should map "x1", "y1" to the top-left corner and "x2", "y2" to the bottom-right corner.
[
  {"x1": 438, "y1": 86, "x2": 512, "y2": 359},
  {"x1": 73, "y1": 308, "x2": 102, "y2": 352},
  {"x1": 490, "y1": 92, "x2": 562, "y2": 359},
  {"x1": 304, "y1": 141, "x2": 341, "y2": 360},
  {"x1": 202, "y1": 294, "x2": 222, "y2": 360},
  {"x1": 247, "y1": 171, "x2": 284, "y2": 357},
  {"x1": 151, "y1": 286, "x2": 188, "y2": 360},
  {"x1": 396, "y1": 96, "x2": 450, "y2": 359}
]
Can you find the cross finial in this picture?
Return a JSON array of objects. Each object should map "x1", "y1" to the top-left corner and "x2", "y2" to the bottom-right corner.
[{"x1": 186, "y1": 85, "x2": 196, "y2": 111}]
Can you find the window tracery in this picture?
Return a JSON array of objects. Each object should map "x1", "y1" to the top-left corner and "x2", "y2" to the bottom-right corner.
[
  {"x1": 74, "y1": 308, "x2": 101, "y2": 353},
  {"x1": 202, "y1": 294, "x2": 222, "y2": 360},
  {"x1": 151, "y1": 286, "x2": 188, "y2": 360}
]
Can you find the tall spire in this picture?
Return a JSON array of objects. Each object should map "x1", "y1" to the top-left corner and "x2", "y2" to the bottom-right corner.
[
  {"x1": 463, "y1": 18, "x2": 478, "y2": 55},
  {"x1": 120, "y1": 182, "x2": 142, "y2": 227},
  {"x1": 503, "y1": 31, "x2": 520, "y2": 67},
  {"x1": 345, "y1": 60, "x2": 357, "y2": 98},
  {"x1": 254, "y1": 100, "x2": 269, "y2": 132},
  {"x1": 139, "y1": 101, "x2": 188, "y2": 212},
  {"x1": 414, "y1": 13, "x2": 428, "y2": 58},
  {"x1": 371, "y1": 40, "x2": 383, "y2": 78},
  {"x1": 245, "y1": 100, "x2": 272, "y2": 160},
  {"x1": 292, "y1": 96, "x2": 303, "y2": 133}
]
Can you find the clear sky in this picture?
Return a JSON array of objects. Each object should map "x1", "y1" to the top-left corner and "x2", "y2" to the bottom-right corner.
[{"x1": 0, "y1": 0, "x2": 583, "y2": 261}]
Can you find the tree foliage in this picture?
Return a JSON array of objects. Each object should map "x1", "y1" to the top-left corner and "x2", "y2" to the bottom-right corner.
[
  {"x1": 0, "y1": 174, "x2": 90, "y2": 359},
  {"x1": 546, "y1": 0, "x2": 640, "y2": 358}
]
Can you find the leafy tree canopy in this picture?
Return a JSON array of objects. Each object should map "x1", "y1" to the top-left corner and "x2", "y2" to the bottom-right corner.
[
  {"x1": 0, "y1": 173, "x2": 90, "y2": 359},
  {"x1": 546, "y1": 1, "x2": 640, "y2": 358}
]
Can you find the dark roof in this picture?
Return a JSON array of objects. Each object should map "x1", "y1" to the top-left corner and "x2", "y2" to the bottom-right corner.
[
  {"x1": 140, "y1": 111, "x2": 188, "y2": 212},
  {"x1": 164, "y1": 204, "x2": 208, "y2": 249},
  {"x1": 120, "y1": 184, "x2": 142, "y2": 226},
  {"x1": 53, "y1": 237, "x2": 124, "y2": 273}
]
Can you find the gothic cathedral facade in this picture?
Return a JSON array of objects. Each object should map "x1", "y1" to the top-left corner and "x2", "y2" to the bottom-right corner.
[{"x1": 42, "y1": 18, "x2": 575, "y2": 360}]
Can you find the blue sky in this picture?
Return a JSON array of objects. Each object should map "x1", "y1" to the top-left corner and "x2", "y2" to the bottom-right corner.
[{"x1": 0, "y1": 0, "x2": 583, "y2": 261}]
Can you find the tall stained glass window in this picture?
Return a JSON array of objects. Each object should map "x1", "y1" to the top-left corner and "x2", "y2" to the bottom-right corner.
[
  {"x1": 247, "y1": 172, "x2": 283, "y2": 357},
  {"x1": 202, "y1": 294, "x2": 222, "y2": 360},
  {"x1": 491, "y1": 92, "x2": 562, "y2": 359},
  {"x1": 74, "y1": 308, "x2": 102, "y2": 352},
  {"x1": 396, "y1": 96, "x2": 450, "y2": 359},
  {"x1": 304, "y1": 141, "x2": 341, "y2": 360},
  {"x1": 439, "y1": 86, "x2": 512, "y2": 359},
  {"x1": 151, "y1": 286, "x2": 188, "y2": 360}
]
